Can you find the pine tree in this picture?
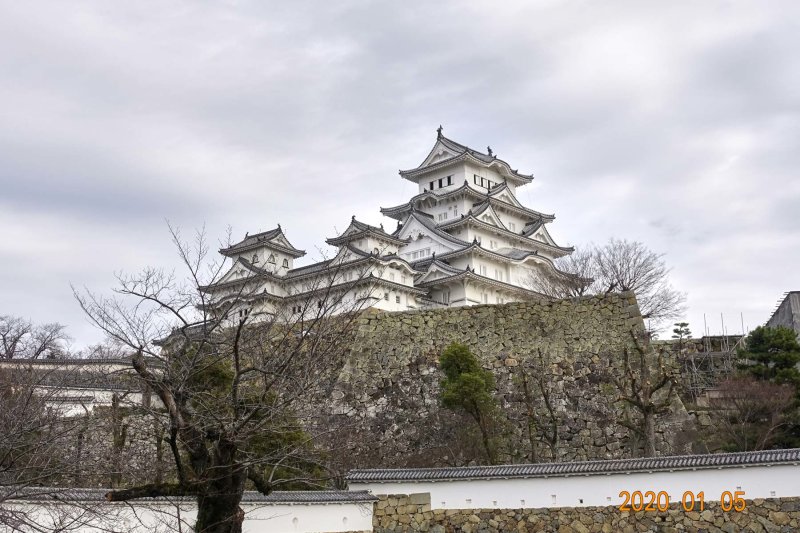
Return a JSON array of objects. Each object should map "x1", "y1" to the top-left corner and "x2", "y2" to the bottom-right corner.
[
  {"x1": 739, "y1": 326, "x2": 800, "y2": 390},
  {"x1": 439, "y1": 343, "x2": 500, "y2": 464}
]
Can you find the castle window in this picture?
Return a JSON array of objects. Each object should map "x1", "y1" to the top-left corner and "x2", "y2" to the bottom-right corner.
[
  {"x1": 509, "y1": 222, "x2": 516, "y2": 231},
  {"x1": 429, "y1": 181, "x2": 435, "y2": 191},
  {"x1": 389, "y1": 273, "x2": 395, "y2": 281},
  {"x1": 252, "y1": 253, "x2": 259, "y2": 264},
  {"x1": 395, "y1": 295, "x2": 400, "y2": 304},
  {"x1": 282, "y1": 259, "x2": 289, "y2": 268},
  {"x1": 268, "y1": 254, "x2": 276, "y2": 264},
  {"x1": 438, "y1": 178, "x2": 443, "y2": 188},
  {"x1": 447, "y1": 175, "x2": 452, "y2": 186},
  {"x1": 384, "y1": 292, "x2": 389, "y2": 301}
]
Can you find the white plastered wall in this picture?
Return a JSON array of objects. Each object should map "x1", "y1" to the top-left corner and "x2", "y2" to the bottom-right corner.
[
  {"x1": 350, "y1": 463, "x2": 800, "y2": 510},
  {"x1": 8, "y1": 500, "x2": 374, "y2": 533},
  {"x1": 414, "y1": 166, "x2": 467, "y2": 195}
]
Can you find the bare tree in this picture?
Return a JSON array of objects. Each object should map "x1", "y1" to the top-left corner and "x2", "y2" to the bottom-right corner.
[
  {"x1": 73, "y1": 225, "x2": 384, "y2": 533},
  {"x1": 0, "y1": 317, "x2": 70, "y2": 360},
  {"x1": 516, "y1": 349, "x2": 561, "y2": 462},
  {"x1": 73, "y1": 338, "x2": 131, "y2": 359},
  {"x1": 0, "y1": 316, "x2": 30, "y2": 359},
  {"x1": 0, "y1": 365, "x2": 90, "y2": 531},
  {"x1": 605, "y1": 331, "x2": 676, "y2": 457},
  {"x1": 531, "y1": 239, "x2": 685, "y2": 328},
  {"x1": 707, "y1": 377, "x2": 795, "y2": 452},
  {"x1": 593, "y1": 239, "x2": 685, "y2": 325},
  {"x1": 527, "y1": 248, "x2": 596, "y2": 299}
]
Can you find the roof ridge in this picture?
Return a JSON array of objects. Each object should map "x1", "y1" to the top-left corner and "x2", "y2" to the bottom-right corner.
[{"x1": 346, "y1": 448, "x2": 800, "y2": 482}]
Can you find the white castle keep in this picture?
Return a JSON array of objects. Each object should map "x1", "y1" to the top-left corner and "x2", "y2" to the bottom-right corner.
[{"x1": 203, "y1": 128, "x2": 576, "y2": 319}]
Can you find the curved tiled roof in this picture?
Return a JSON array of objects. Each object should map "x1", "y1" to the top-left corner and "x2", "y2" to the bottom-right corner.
[
  {"x1": 10, "y1": 488, "x2": 377, "y2": 504},
  {"x1": 346, "y1": 448, "x2": 800, "y2": 483},
  {"x1": 220, "y1": 227, "x2": 306, "y2": 258},
  {"x1": 401, "y1": 211, "x2": 472, "y2": 248},
  {"x1": 0, "y1": 357, "x2": 139, "y2": 366},
  {"x1": 414, "y1": 268, "x2": 548, "y2": 299},
  {"x1": 326, "y1": 218, "x2": 410, "y2": 247},
  {"x1": 198, "y1": 257, "x2": 284, "y2": 292},
  {"x1": 284, "y1": 274, "x2": 427, "y2": 300},
  {"x1": 286, "y1": 246, "x2": 417, "y2": 281},
  {"x1": 400, "y1": 134, "x2": 533, "y2": 185},
  {"x1": 522, "y1": 220, "x2": 544, "y2": 237},
  {"x1": 380, "y1": 182, "x2": 553, "y2": 222}
]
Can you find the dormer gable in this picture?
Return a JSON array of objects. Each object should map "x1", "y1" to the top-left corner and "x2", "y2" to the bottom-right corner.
[
  {"x1": 419, "y1": 139, "x2": 463, "y2": 168},
  {"x1": 490, "y1": 185, "x2": 523, "y2": 207},
  {"x1": 396, "y1": 212, "x2": 467, "y2": 250},
  {"x1": 220, "y1": 226, "x2": 306, "y2": 259},
  {"x1": 399, "y1": 128, "x2": 534, "y2": 187},
  {"x1": 218, "y1": 260, "x2": 252, "y2": 285},
  {"x1": 469, "y1": 202, "x2": 507, "y2": 230},
  {"x1": 415, "y1": 260, "x2": 463, "y2": 285},
  {"x1": 325, "y1": 217, "x2": 409, "y2": 249}
]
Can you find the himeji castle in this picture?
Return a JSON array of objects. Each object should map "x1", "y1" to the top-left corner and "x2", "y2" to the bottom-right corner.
[{"x1": 203, "y1": 128, "x2": 577, "y2": 320}]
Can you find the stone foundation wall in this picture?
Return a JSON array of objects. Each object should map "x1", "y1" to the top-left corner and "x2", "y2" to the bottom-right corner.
[
  {"x1": 373, "y1": 493, "x2": 800, "y2": 533},
  {"x1": 326, "y1": 292, "x2": 695, "y2": 470},
  {"x1": 61, "y1": 406, "x2": 170, "y2": 488},
  {"x1": 58, "y1": 292, "x2": 700, "y2": 481}
]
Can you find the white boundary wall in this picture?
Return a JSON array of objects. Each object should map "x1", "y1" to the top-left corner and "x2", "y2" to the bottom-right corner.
[
  {"x1": 7, "y1": 499, "x2": 374, "y2": 533},
  {"x1": 350, "y1": 463, "x2": 800, "y2": 510}
]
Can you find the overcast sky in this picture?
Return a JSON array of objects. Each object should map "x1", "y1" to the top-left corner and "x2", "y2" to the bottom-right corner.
[{"x1": 1, "y1": 1, "x2": 798, "y2": 348}]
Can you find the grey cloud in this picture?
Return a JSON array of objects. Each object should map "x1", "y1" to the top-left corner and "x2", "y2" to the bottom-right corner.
[{"x1": 0, "y1": 0, "x2": 798, "y2": 345}]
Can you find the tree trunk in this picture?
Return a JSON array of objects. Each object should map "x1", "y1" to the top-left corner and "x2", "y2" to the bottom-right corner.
[
  {"x1": 471, "y1": 411, "x2": 496, "y2": 465},
  {"x1": 519, "y1": 370, "x2": 539, "y2": 462},
  {"x1": 643, "y1": 412, "x2": 656, "y2": 458},
  {"x1": 194, "y1": 442, "x2": 247, "y2": 533},
  {"x1": 195, "y1": 473, "x2": 246, "y2": 533}
]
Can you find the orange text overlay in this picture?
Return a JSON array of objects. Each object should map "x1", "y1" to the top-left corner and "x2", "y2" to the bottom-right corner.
[{"x1": 618, "y1": 490, "x2": 747, "y2": 512}]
